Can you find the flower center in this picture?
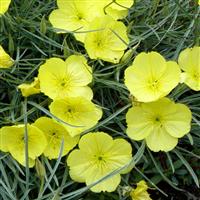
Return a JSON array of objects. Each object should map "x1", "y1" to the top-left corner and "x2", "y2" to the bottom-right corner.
[
  {"x1": 67, "y1": 108, "x2": 72, "y2": 113},
  {"x1": 65, "y1": 106, "x2": 75, "y2": 117},
  {"x1": 59, "y1": 77, "x2": 71, "y2": 88},
  {"x1": 96, "y1": 39, "x2": 103, "y2": 47},
  {"x1": 98, "y1": 156, "x2": 103, "y2": 160},
  {"x1": 77, "y1": 12, "x2": 84, "y2": 20},
  {"x1": 154, "y1": 116, "x2": 163, "y2": 127},
  {"x1": 61, "y1": 82, "x2": 66, "y2": 87},
  {"x1": 94, "y1": 154, "x2": 106, "y2": 163},
  {"x1": 155, "y1": 117, "x2": 160, "y2": 122},
  {"x1": 193, "y1": 72, "x2": 200, "y2": 82},
  {"x1": 21, "y1": 136, "x2": 25, "y2": 141},
  {"x1": 150, "y1": 79, "x2": 159, "y2": 89}
]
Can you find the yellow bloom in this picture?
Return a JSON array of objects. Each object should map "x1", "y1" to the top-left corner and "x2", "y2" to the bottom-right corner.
[
  {"x1": 178, "y1": 46, "x2": 200, "y2": 91},
  {"x1": 103, "y1": 0, "x2": 134, "y2": 19},
  {"x1": 84, "y1": 15, "x2": 129, "y2": 63},
  {"x1": 0, "y1": 45, "x2": 14, "y2": 68},
  {"x1": 125, "y1": 52, "x2": 181, "y2": 102},
  {"x1": 0, "y1": 0, "x2": 11, "y2": 15},
  {"x1": 0, "y1": 124, "x2": 47, "y2": 167},
  {"x1": 126, "y1": 98, "x2": 192, "y2": 152},
  {"x1": 49, "y1": 0, "x2": 105, "y2": 42},
  {"x1": 33, "y1": 117, "x2": 79, "y2": 159},
  {"x1": 49, "y1": 97, "x2": 102, "y2": 137},
  {"x1": 67, "y1": 132, "x2": 132, "y2": 192},
  {"x1": 130, "y1": 180, "x2": 152, "y2": 200},
  {"x1": 18, "y1": 77, "x2": 40, "y2": 97},
  {"x1": 38, "y1": 55, "x2": 93, "y2": 100}
]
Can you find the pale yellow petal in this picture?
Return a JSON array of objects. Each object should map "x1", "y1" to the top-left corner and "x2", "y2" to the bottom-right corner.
[
  {"x1": 145, "y1": 127, "x2": 178, "y2": 152},
  {"x1": 164, "y1": 104, "x2": 192, "y2": 138},
  {"x1": 126, "y1": 106, "x2": 154, "y2": 140},
  {"x1": 79, "y1": 132, "x2": 113, "y2": 154},
  {"x1": 65, "y1": 55, "x2": 92, "y2": 86},
  {"x1": 33, "y1": 117, "x2": 79, "y2": 159},
  {"x1": 67, "y1": 149, "x2": 91, "y2": 182},
  {"x1": 0, "y1": 0, "x2": 11, "y2": 14},
  {"x1": 87, "y1": 172, "x2": 121, "y2": 193},
  {"x1": 178, "y1": 46, "x2": 200, "y2": 72},
  {"x1": 0, "y1": 45, "x2": 14, "y2": 68}
]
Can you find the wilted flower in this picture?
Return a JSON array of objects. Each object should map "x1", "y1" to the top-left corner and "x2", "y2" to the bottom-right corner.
[
  {"x1": 18, "y1": 77, "x2": 40, "y2": 97},
  {"x1": 130, "y1": 180, "x2": 152, "y2": 200}
]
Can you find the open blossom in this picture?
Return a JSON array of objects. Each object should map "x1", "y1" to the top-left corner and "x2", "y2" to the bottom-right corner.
[
  {"x1": 67, "y1": 132, "x2": 132, "y2": 192},
  {"x1": 0, "y1": 124, "x2": 47, "y2": 167},
  {"x1": 38, "y1": 55, "x2": 93, "y2": 100},
  {"x1": 49, "y1": 0, "x2": 105, "y2": 42},
  {"x1": 49, "y1": 0, "x2": 134, "y2": 42},
  {"x1": 49, "y1": 97, "x2": 103, "y2": 137},
  {"x1": 126, "y1": 98, "x2": 192, "y2": 152},
  {"x1": 84, "y1": 15, "x2": 129, "y2": 63},
  {"x1": 125, "y1": 52, "x2": 181, "y2": 102},
  {"x1": 178, "y1": 46, "x2": 200, "y2": 91},
  {"x1": 33, "y1": 117, "x2": 79, "y2": 159}
]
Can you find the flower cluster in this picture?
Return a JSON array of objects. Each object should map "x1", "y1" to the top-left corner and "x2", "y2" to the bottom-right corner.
[
  {"x1": 124, "y1": 50, "x2": 197, "y2": 152},
  {"x1": 1, "y1": 54, "x2": 103, "y2": 167},
  {"x1": 0, "y1": 0, "x2": 199, "y2": 196},
  {"x1": 49, "y1": 0, "x2": 133, "y2": 63}
]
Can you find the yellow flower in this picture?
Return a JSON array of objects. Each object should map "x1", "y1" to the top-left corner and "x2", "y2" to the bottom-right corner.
[
  {"x1": 84, "y1": 15, "x2": 129, "y2": 63},
  {"x1": 103, "y1": 0, "x2": 134, "y2": 19},
  {"x1": 38, "y1": 55, "x2": 93, "y2": 100},
  {"x1": 18, "y1": 77, "x2": 40, "y2": 97},
  {"x1": 67, "y1": 132, "x2": 132, "y2": 192},
  {"x1": 0, "y1": 124, "x2": 47, "y2": 167},
  {"x1": 178, "y1": 46, "x2": 200, "y2": 91},
  {"x1": 0, "y1": 45, "x2": 14, "y2": 68},
  {"x1": 33, "y1": 117, "x2": 79, "y2": 159},
  {"x1": 49, "y1": 97, "x2": 102, "y2": 137},
  {"x1": 0, "y1": 0, "x2": 11, "y2": 15},
  {"x1": 130, "y1": 180, "x2": 152, "y2": 200},
  {"x1": 126, "y1": 98, "x2": 192, "y2": 152},
  {"x1": 125, "y1": 52, "x2": 181, "y2": 102},
  {"x1": 49, "y1": 0, "x2": 105, "y2": 42}
]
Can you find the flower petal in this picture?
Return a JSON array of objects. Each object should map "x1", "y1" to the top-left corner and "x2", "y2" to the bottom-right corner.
[
  {"x1": 164, "y1": 104, "x2": 192, "y2": 138},
  {"x1": 126, "y1": 106, "x2": 154, "y2": 140},
  {"x1": 145, "y1": 127, "x2": 178, "y2": 152}
]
